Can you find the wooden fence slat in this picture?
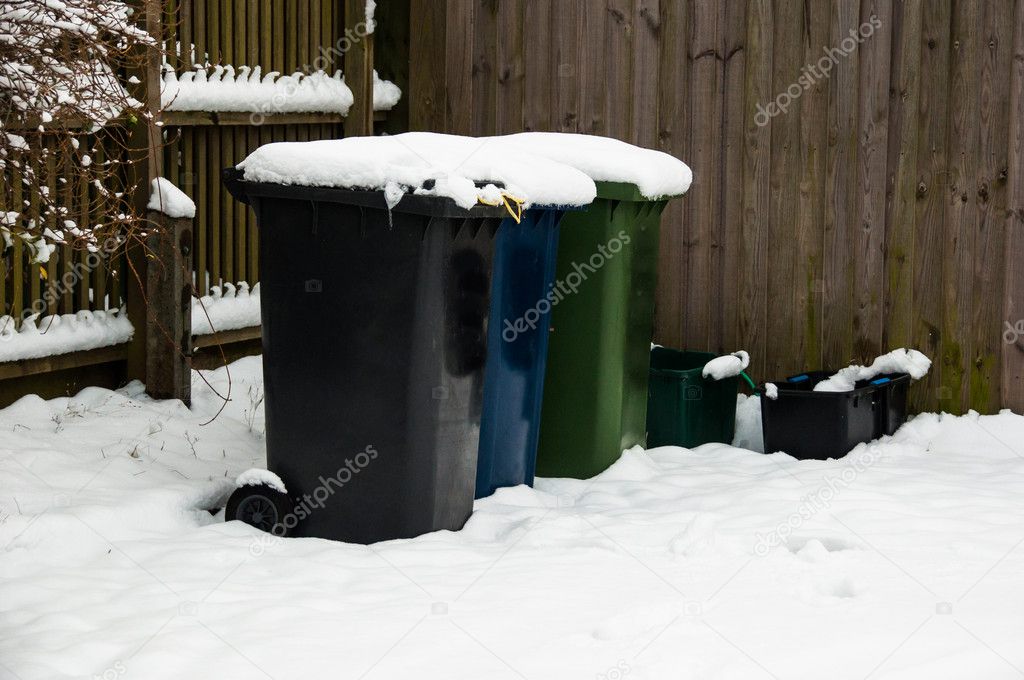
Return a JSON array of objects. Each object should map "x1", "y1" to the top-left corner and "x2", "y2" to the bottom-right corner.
[
  {"x1": 852, "y1": 0, "x2": 893, "y2": 365},
  {"x1": 1004, "y1": 0, "x2": 1024, "y2": 413},
  {"x1": 942, "y1": 0, "x2": 981, "y2": 411},
  {"x1": 685, "y1": 0, "x2": 723, "y2": 352},
  {"x1": 220, "y1": 128, "x2": 234, "y2": 284},
  {"x1": 718, "y1": 0, "x2": 746, "y2": 355},
  {"x1": 247, "y1": 125, "x2": 260, "y2": 282},
  {"x1": 444, "y1": 0, "x2": 475, "y2": 135},
  {"x1": 208, "y1": 127, "x2": 221, "y2": 289},
  {"x1": 297, "y1": 0, "x2": 310, "y2": 70},
  {"x1": 192, "y1": 0, "x2": 205, "y2": 64},
  {"x1": 653, "y1": 0, "x2": 689, "y2": 347},
  {"x1": 247, "y1": 0, "x2": 260, "y2": 66},
  {"x1": 0, "y1": 167, "x2": 6, "y2": 316},
  {"x1": 494, "y1": 0, "x2": 524, "y2": 135},
  {"x1": 883, "y1": 0, "x2": 923, "y2": 354},
  {"x1": 11, "y1": 163, "x2": 23, "y2": 321},
  {"x1": 259, "y1": 0, "x2": 270, "y2": 69},
  {"x1": 792, "y1": 0, "x2": 830, "y2": 370},
  {"x1": 234, "y1": 126, "x2": 247, "y2": 282},
  {"x1": 180, "y1": 0, "x2": 193, "y2": 66},
  {"x1": 552, "y1": 0, "x2": 581, "y2": 133},
  {"x1": 738, "y1": 0, "x2": 772, "y2": 380},
  {"x1": 44, "y1": 146, "x2": 58, "y2": 317},
  {"x1": 577, "y1": 0, "x2": 607, "y2": 136},
  {"x1": 604, "y1": 0, "x2": 634, "y2": 140},
  {"x1": 632, "y1": 0, "x2": 661, "y2": 147},
  {"x1": 765, "y1": 0, "x2": 803, "y2": 378},
  {"x1": 321, "y1": 0, "x2": 333, "y2": 70},
  {"x1": 910, "y1": 0, "x2": 952, "y2": 411},
  {"x1": 287, "y1": 0, "x2": 299, "y2": 72},
  {"x1": 76, "y1": 142, "x2": 90, "y2": 312},
  {"x1": 472, "y1": 0, "x2": 498, "y2": 136},
  {"x1": 822, "y1": 0, "x2": 862, "y2": 372},
  {"x1": 28, "y1": 139, "x2": 41, "y2": 312},
  {"x1": 970, "y1": 0, "x2": 1013, "y2": 413},
  {"x1": 59, "y1": 150, "x2": 75, "y2": 313},
  {"x1": 206, "y1": 0, "x2": 218, "y2": 64}
]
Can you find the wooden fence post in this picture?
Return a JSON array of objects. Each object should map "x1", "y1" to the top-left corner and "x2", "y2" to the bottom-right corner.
[
  {"x1": 344, "y1": 0, "x2": 375, "y2": 136},
  {"x1": 144, "y1": 211, "x2": 193, "y2": 405},
  {"x1": 126, "y1": 0, "x2": 165, "y2": 384}
]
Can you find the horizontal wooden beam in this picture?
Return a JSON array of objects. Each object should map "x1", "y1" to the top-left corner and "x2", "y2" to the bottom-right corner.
[
  {"x1": 161, "y1": 110, "x2": 387, "y2": 127},
  {"x1": 192, "y1": 325, "x2": 262, "y2": 348},
  {"x1": 0, "y1": 344, "x2": 128, "y2": 381}
]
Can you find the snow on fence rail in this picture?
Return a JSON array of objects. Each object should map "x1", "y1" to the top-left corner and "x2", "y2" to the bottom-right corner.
[
  {"x1": 192, "y1": 282, "x2": 261, "y2": 336},
  {"x1": 161, "y1": 66, "x2": 400, "y2": 115},
  {"x1": 0, "y1": 309, "x2": 132, "y2": 363}
]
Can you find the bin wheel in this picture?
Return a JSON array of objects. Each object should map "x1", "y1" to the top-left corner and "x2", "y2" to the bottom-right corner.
[{"x1": 226, "y1": 484, "x2": 294, "y2": 537}]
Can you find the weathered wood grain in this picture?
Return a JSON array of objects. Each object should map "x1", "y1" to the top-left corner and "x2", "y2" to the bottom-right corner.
[
  {"x1": 943, "y1": 0, "x2": 980, "y2": 411},
  {"x1": 822, "y1": 0, "x2": 862, "y2": 372},
  {"x1": 882, "y1": 0, "x2": 922, "y2": 355},
  {"x1": 1003, "y1": 0, "x2": 1024, "y2": 413},
  {"x1": 738, "y1": 0, "x2": 773, "y2": 380},
  {"x1": 653, "y1": 0, "x2": 689, "y2": 347},
  {"x1": 685, "y1": 0, "x2": 723, "y2": 353}
]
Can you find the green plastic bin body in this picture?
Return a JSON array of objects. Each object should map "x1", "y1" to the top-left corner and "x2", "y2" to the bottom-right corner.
[
  {"x1": 646, "y1": 347, "x2": 739, "y2": 449},
  {"x1": 535, "y1": 182, "x2": 674, "y2": 479}
]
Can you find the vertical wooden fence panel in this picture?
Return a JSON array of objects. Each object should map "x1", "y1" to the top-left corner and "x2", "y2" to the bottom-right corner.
[
  {"x1": 822, "y1": 0, "x2": 861, "y2": 373},
  {"x1": 765, "y1": 0, "x2": 803, "y2": 379},
  {"x1": 738, "y1": 0, "x2": 772, "y2": 380},
  {"x1": 683, "y1": 0, "x2": 722, "y2": 353},
  {"x1": 1005, "y1": 0, "x2": 1024, "y2": 413},
  {"x1": 883, "y1": 0, "x2": 922, "y2": 356},
  {"x1": 653, "y1": 0, "x2": 690, "y2": 348}
]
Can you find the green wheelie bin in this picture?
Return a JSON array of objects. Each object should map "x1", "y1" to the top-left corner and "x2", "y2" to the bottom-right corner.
[{"x1": 535, "y1": 181, "x2": 682, "y2": 479}]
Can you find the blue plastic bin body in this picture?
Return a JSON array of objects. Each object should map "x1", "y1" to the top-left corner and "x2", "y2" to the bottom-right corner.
[{"x1": 476, "y1": 208, "x2": 563, "y2": 498}]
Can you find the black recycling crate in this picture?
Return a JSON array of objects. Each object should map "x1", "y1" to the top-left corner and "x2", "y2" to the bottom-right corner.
[
  {"x1": 760, "y1": 371, "x2": 911, "y2": 460},
  {"x1": 223, "y1": 169, "x2": 506, "y2": 543},
  {"x1": 873, "y1": 373, "x2": 911, "y2": 436}
]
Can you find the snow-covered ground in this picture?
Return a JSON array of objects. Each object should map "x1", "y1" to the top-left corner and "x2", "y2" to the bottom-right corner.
[{"x1": 2, "y1": 357, "x2": 1023, "y2": 679}]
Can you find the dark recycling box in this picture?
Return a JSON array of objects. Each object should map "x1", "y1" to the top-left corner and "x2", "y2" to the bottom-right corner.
[
  {"x1": 760, "y1": 371, "x2": 911, "y2": 460},
  {"x1": 224, "y1": 169, "x2": 506, "y2": 544}
]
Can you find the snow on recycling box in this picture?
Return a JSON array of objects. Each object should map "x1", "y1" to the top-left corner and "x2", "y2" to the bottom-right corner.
[{"x1": 223, "y1": 132, "x2": 692, "y2": 542}]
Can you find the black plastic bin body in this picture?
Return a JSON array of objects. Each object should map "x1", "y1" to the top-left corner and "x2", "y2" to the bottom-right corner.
[
  {"x1": 225, "y1": 172, "x2": 506, "y2": 543},
  {"x1": 874, "y1": 374, "x2": 911, "y2": 436},
  {"x1": 760, "y1": 371, "x2": 911, "y2": 460}
]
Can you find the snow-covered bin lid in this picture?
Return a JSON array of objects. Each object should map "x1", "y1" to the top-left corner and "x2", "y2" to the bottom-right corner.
[
  {"x1": 497, "y1": 133, "x2": 693, "y2": 199},
  {"x1": 235, "y1": 132, "x2": 599, "y2": 211}
]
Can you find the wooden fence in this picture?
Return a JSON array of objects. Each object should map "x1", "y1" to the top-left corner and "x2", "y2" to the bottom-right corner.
[
  {"x1": 0, "y1": 0, "x2": 377, "y2": 405},
  {"x1": 406, "y1": 0, "x2": 1024, "y2": 415}
]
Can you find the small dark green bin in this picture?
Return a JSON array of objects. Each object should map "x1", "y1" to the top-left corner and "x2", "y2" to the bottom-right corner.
[{"x1": 646, "y1": 347, "x2": 740, "y2": 449}]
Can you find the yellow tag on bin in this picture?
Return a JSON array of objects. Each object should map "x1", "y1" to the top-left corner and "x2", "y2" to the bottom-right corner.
[{"x1": 478, "y1": 192, "x2": 525, "y2": 224}]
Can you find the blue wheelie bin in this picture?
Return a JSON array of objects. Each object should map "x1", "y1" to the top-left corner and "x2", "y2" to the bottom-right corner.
[{"x1": 475, "y1": 208, "x2": 563, "y2": 498}]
